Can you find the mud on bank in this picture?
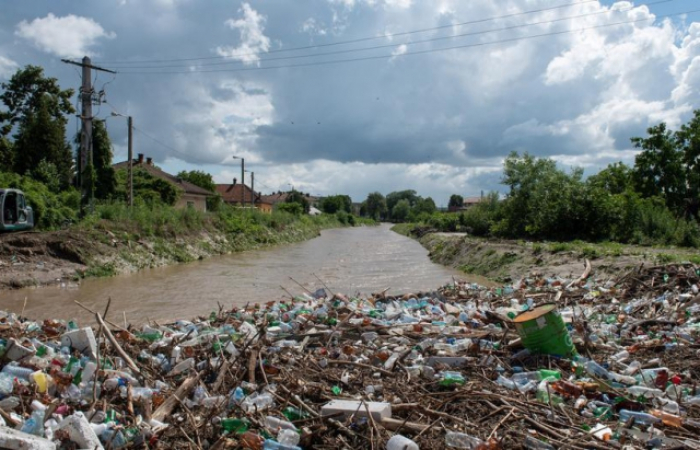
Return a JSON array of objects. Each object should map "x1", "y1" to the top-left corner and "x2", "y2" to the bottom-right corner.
[
  {"x1": 394, "y1": 225, "x2": 700, "y2": 282},
  {"x1": 0, "y1": 223, "x2": 325, "y2": 290}
]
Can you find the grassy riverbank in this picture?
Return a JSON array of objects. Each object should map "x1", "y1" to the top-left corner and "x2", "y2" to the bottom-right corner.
[
  {"x1": 0, "y1": 204, "x2": 375, "y2": 289},
  {"x1": 393, "y1": 223, "x2": 700, "y2": 282}
]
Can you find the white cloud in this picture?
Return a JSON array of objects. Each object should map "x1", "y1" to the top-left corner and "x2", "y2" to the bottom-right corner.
[
  {"x1": 301, "y1": 17, "x2": 327, "y2": 36},
  {"x1": 0, "y1": 56, "x2": 19, "y2": 79},
  {"x1": 217, "y1": 3, "x2": 271, "y2": 65},
  {"x1": 15, "y1": 14, "x2": 115, "y2": 58}
]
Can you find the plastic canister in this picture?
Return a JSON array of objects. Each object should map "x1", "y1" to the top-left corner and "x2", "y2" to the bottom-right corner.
[
  {"x1": 387, "y1": 434, "x2": 419, "y2": 450},
  {"x1": 512, "y1": 304, "x2": 577, "y2": 357}
]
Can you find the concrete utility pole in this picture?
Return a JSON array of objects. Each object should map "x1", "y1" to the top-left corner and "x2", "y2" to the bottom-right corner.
[
  {"x1": 127, "y1": 116, "x2": 133, "y2": 208},
  {"x1": 61, "y1": 57, "x2": 116, "y2": 214}
]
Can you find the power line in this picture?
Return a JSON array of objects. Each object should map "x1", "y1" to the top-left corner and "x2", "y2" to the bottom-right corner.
[
  {"x1": 93, "y1": 0, "x2": 601, "y2": 65},
  {"x1": 102, "y1": 0, "x2": 674, "y2": 71},
  {"x1": 114, "y1": 7, "x2": 700, "y2": 75}
]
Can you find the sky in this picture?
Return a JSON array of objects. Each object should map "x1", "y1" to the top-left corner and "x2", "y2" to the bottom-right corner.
[{"x1": 1, "y1": 0, "x2": 700, "y2": 205}]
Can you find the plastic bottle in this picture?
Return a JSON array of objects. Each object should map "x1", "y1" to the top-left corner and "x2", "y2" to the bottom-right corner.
[
  {"x1": 511, "y1": 371, "x2": 540, "y2": 384},
  {"x1": 2, "y1": 363, "x2": 34, "y2": 380},
  {"x1": 445, "y1": 431, "x2": 484, "y2": 449},
  {"x1": 265, "y1": 416, "x2": 297, "y2": 432},
  {"x1": 584, "y1": 360, "x2": 610, "y2": 379},
  {"x1": 277, "y1": 429, "x2": 300, "y2": 447},
  {"x1": 20, "y1": 409, "x2": 45, "y2": 437},
  {"x1": 262, "y1": 439, "x2": 301, "y2": 450},
  {"x1": 538, "y1": 369, "x2": 561, "y2": 381},
  {"x1": 387, "y1": 434, "x2": 420, "y2": 450},
  {"x1": 650, "y1": 409, "x2": 682, "y2": 427},
  {"x1": 618, "y1": 409, "x2": 661, "y2": 425},
  {"x1": 221, "y1": 418, "x2": 249, "y2": 434},
  {"x1": 626, "y1": 386, "x2": 663, "y2": 399},
  {"x1": 170, "y1": 357, "x2": 195, "y2": 375},
  {"x1": 0, "y1": 373, "x2": 13, "y2": 395}
]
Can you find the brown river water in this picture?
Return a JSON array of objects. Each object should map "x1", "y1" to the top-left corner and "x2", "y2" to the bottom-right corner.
[{"x1": 1, "y1": 224, "x2": 487, "y2": 325}]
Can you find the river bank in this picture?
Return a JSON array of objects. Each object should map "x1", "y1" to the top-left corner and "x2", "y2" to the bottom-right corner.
[
  {"x1": 392, "y1": 224, "x2": 700, "y2": 282},
  {"x1": 0, "y1": 214, "x2": 365, "y2": 290}
]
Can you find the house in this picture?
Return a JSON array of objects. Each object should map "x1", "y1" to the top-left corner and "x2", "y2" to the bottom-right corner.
[
  {"x1": 448, "y1": 195, "x2": 486, "y2": 213},
  {"x1": 260, "y1": 192, "x2": 320, "y2": 208},
  {"x1": 215, "y1": 180, "x2": 273, "y2": 213},
  {"x1": 113, "y1": 153, "x2": 215, "y2": 211}
]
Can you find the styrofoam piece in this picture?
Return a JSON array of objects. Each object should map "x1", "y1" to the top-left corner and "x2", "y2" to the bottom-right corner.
[
  {"x1": 321, "y1": 400, "x2": 391, "y2": 421},
  {"x1": 61, "y1": 328, "x2": 97, "y2": 360},
  {"x1": 0, "y1": 426, "x2": 56, "y2": 450},
  {"x1": 57, "y1": 413, "x2": 104, "y2": 450},
  {"x1": 4, "y1": 339, "x2": 36, "y2": 361}
]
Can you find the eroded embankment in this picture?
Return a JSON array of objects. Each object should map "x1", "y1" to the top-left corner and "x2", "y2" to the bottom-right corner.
[
  {"x1": 0, "y1": 222, "x2": 326, "y2": 289},
  {"x1": 399, "y1": 227, "x2": 700, "y2": 282}
]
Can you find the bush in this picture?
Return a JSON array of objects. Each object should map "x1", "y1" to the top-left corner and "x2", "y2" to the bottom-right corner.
[{"x1": 0, "y1": 171, "x2": 79, "y2": 229}]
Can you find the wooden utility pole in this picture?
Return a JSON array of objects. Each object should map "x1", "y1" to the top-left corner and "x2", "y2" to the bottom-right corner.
[
  {"x1": 61, "y1": 57, "x2": 116, "y2": 214},
  {"x1": 249, "y1": 172, "x2": 255, "y2": 209},
  {"x1": 241, "y1": 158, "x2": 245, "y2": 208}
]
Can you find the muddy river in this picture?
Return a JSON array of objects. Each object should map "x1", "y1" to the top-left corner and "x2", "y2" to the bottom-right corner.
[{"x1": 1, "y1": 224, "x2": 487, "y2": 324}]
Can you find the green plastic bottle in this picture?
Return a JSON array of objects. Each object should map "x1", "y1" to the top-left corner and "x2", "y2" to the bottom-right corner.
[
  {"x1": 221, "y1": 418, "x2": 249, "y2": 434},
  {"x1": 538, "y1": 369, "x2": 561, "y2": 381}
]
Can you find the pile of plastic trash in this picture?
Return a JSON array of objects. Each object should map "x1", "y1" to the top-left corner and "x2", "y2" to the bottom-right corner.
[{"x1": 0, "y1": 262, "x2": 699, "y2": 449}]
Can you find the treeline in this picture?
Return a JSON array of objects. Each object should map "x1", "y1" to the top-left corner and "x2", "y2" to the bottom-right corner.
[
  {"x1": 420, "y1": 111, "x2": 700, "y2": 247},
  {"x1": 359, "y1": 190, "x2": 437, "y2": 222}
]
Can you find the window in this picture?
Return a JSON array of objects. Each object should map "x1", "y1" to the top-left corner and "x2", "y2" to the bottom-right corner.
[{"x1": 187, "y1": 201, "x2": 195, "y2": 209}]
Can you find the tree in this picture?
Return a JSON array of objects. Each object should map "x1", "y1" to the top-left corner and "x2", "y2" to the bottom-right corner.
[
  {"x1": 12, "y1": 95, "x2": 73, "y2": 189},
  {"x1": 391, "y1": 199, "x2": 411, "y2": 222},
  {"x1": 286, "y1": 190, "x2": 310, "y2": 213},
  {"x1": 631, "y1": 123, "x2": 686, "y2": 215},
  {"x1": 675, "y1": 110, "x2": 700, "y2": 218},
  {"x1": 363, "y1": 192, "x2": 387, "y2": 220},
  {"x1": 413, "y1": 197, "x2": 437, "y2": 215},
  {"x1": 176, "y1": 170, "x2": 216, "y2": 193},
  {"x1": 588, "y1": 162, "x2": 633, "y2": 195},
  {"x1": 320, "y1": 195, "x2": 352, "y2": 214},
  {"x1": 116, "y1": 168, "x2": 180, "y2": 205},
  {"x1": 448, "y1": 194, "x2": 464, "y2": 210},
  {"x1": 90, "y1": 121, "x2": 117, "y2": 199},
  {"x1": 0, "y1": 66, "x2": 75, "y2": 189}
]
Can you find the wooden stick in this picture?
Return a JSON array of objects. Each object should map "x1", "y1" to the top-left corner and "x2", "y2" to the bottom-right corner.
[
  {"x1": 326, "y1": 359, "x2": 394, "y2": 377},
  {"x1": 75, "y1": 301, "x2": 134, "y2": 336},
  {"x1": 380, "y1": 417, "x2": 430, "y2": 433},
  {"x1": 95, "y1": 312, "x2": 140, "y2": 375},
  {"x1": 152, "y1": 375, "x2": 199, "y2": 422}
]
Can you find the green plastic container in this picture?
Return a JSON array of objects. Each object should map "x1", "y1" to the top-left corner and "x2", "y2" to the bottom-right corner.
[{"x1": 513, "y1": 304, "x2": 577, "y2": 357}]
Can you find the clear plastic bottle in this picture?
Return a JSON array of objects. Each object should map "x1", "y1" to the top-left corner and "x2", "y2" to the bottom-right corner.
[
  {"x1": 262, "y1": 439, "x2": 301, "y2": 450},
  {"x1": 2, "y1": 363, "x2": 34, "y2": 380},
  {"x1": 0, "y1": 373, "x2": 13, "y2": 395},
  {"x1": 584, "y1": 360, "x2": 610, "y2": 379},
  {"x1": 387, "y1": 434, "x2": 420, "y2": 450},
  {"x1": 277, "y1": 429, "x2": 300, "y2": 447},
  {"x1": 20, "y1": 409, "x2": 45, "y2": 437},
  {"x1": 618, "y1": 409, "x2": 661, "y2": 425},
  {"x1": 445, "y1": 431, "x2": 484, "y2": 449},
  {"x1": 265, "y1": 416, "x2": 297, "y2": 432},
  {"x1": 626, "y1": 386, "x2": 663, "y2": 399}
]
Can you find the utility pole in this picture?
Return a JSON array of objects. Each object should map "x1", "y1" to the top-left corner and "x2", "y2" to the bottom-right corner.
[
  {"x1": 251, "y1": 172, "x2": 255, "y2": 208},
  {"x1": 61, "y1": 56, "x2": 116, "y2": 215},
  {"x1": 241, "y1": 158, "x2": 245, "y2": 208},
  {"x1": 127, "y1": 116, "x2": 133, "y2": 208}
]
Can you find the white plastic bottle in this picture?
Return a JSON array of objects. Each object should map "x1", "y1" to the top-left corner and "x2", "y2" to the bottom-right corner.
[{"x1": 387, "y1": 434, "x2": 420, "y2": 450}]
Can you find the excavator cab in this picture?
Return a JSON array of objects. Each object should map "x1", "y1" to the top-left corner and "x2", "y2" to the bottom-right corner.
[{"x1": 0, "y1": 189, "x2": 34, "y2": 232}]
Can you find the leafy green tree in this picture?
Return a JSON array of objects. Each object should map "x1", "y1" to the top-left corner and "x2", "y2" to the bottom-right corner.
[
  {"x1": 448, "y1": 194, "x2": 464, "y2": 210},
  {"x1": 413, "y1": 197, "x2": 437, "y2": 215},
  {"x1": 91, "y1": 120, "x2": 116, "y2": 199},
  {"x1": 320, "y1": 194, "x2": 352, "y2": 214},
  {"x1": 588, "y1": 162, "x2": 633, "y2": 195},
  {"x1": 176, "y1": 170, "x2": 216, "y2": 192},
  {"x1": 391, "y1": 199, "x2": 411, "y2": 222},
  {"x1": 115, "y1": 168, "x2": 180, "y2": 205},
  {"x1": 363, "y1": 192, "x2": 387, "y2": 220},
  {"x1": 386, "y1": 190, "x2": 418, "y2": 214},
  {"x1": 0, "y1": 66, "x2": 75, "y2": 189},
  {"x1": 631, "y1": 123, "x2": 686, "y2": 215},
  {"x1": 675, "y1": 110, "x2": 700, "y2": 218},
  {"x1": 0, "y1": 137, "x2": 13, "y2": 171},
  {"x1": 12, "y1": 95, "x2": 73, "y2": 189},
  {"x1": 278, "y1": 202, "x2": 303, "y2": 215},
  {"x1": 286, "y1": 190, "x2": 310, "y2": 213}
]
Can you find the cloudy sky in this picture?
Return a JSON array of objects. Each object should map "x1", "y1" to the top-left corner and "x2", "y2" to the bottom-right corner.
[{"x1": 1, "y1": 0, "x2": 699, "y2": 205}]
